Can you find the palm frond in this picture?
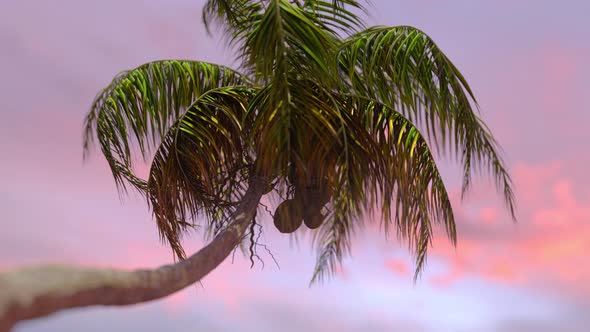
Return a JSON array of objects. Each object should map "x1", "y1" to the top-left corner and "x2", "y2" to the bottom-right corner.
[
  {"x1": 83, "y1": 60, "x2": 252, "y2": 193},
  {"x1": 366, "y1": 99, "x2": 455, "y2": 280},
  {"x1": 240, "y1": 0, "x2": 336, "y2": 82},
  {"x1": 296, "y1": 0, "x2": 366, "y2": 35},
  {"x1": 146, "y1": 87, "x2": 256, "y2": 258},
  {"x1": 337, "y1": 25, "x2": 516, "y2": 219},
  {"x1": 310, "y1": 96, "x2": 455, "y2": 283},
  {"x1": 232, "y1": 0, "x2": 344, "y2": 178},
  {"x1": 203, "y1": 0, "x2": 366, "y2": 44},
  {"x1": 202, "y1": 0, "x2": 263, "y2": 39},
  {"x1": 204, "y1": 0, "x2": 338, "y2": 84}
]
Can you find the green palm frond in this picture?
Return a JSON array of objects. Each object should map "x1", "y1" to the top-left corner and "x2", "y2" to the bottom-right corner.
[
  {"x1": 365, "y1": 99, "x2": 456, "y2": 281},
  {"x1": 310, "y1": 96, "x2": 455, "y2": 283},
  {"x1": 203, "y1": 0, "x2": 366, "y2": 41},
  {"x1": 205, "y1": 0, "x2": 337, "y2": 82},
  {"x1": 146, "y1": 87, "x2": 255, "y2": 258},
  {"x1": 242, "y1": 0, "x2": 336, "y2": 82},
  {"x1": 83, "y1": 60, "x2": 252, "y2": 193},
  {"x1": 337, "y1": 25, "x2": 515, "y2": 219},
  {"x1": 297, "y1": 0, "x2": 366, "y2": 35},
  {"x1": 202, "y1": 0, "x2": 263, "y2": 40},
  {"x1": 246, "y1": 78, "x2": 380, "y2": 195}
]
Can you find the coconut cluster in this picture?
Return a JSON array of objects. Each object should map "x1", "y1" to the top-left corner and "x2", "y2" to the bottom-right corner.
[{"x1": 273, "y1": 180, "x2": 332, "y2": 233}]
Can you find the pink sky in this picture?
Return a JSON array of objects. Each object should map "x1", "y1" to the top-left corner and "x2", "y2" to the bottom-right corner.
[{"x1": 1, "y1": 0, "x2": 589, "y2": 331}]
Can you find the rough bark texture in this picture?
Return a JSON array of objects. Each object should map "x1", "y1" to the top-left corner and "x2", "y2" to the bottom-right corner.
[{"x1": 0, "y1": 176, "x2": 268, "y2": 332}]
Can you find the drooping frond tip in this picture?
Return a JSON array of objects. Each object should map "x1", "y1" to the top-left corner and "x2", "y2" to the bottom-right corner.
[
  {"x1": 146, "y1": 87, "x2": 255, "y2": 259},
  {"x1": 337, "y1": 25, "x2": 517, "y2": 222},
  {"x1": 306, "y1": 93, "x2": 460, "y2": 284}
]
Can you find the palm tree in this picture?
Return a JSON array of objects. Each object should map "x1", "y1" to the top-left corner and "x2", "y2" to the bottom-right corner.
[{"x1": 0, "y1": 0, "x2": 515, "y2": 330}]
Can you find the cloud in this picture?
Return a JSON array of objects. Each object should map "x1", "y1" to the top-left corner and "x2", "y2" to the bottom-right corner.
[
  {"x1": 384, "y1": 259, "x2": 410, "y2": 277},
  {"x1": 419, "y1": 159, "x2": 590, "y2": 304},
  {"x1": 494, "y1": 318, "x2": 588, "y2": 332}
]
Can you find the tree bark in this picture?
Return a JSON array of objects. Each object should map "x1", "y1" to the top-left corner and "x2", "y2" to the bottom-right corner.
[{"x1": 0, "y1": 175, "x2": 268, "y2": 332}]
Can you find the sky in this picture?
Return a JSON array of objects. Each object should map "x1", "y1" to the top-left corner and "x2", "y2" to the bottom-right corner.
[{"x1": 1, "y1": 0, "x2": 589, "y2": 331}]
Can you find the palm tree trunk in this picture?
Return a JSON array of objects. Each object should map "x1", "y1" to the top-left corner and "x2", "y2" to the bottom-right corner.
[{"x1": 0, "y1": 175, "x2": 268, "y2": 332}]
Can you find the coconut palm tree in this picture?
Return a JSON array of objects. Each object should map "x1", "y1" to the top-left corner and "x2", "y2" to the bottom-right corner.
[{"x1": 0, "y1": 0, "x2": 515, "y2": 330}]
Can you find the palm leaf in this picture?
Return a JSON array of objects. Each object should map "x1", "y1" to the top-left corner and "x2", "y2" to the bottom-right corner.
[
  {"x1": 83, "y1": 60, "x2": 252, "y2": 193},
  {"x1": 311, "y1": 96, "x2": 455, "y2": 283},
  {"x1": 146, "y1": 87, "x2": 256, "y2": 258},
  {"x1": 337, "y1": 26, "x2": 516, "y2": 219},
  {"x1": 202, "y1": 0, "x2": 263, "y2": 41},
  {"x1": 297, "y1": 0, "x2": 366, "y2": 35},
  {"x1": 231, "y1": 0, "x2": 344, "y2": 180},
  {"x1": 242, "y1": 0, "x2": 336, "y2": 81}
]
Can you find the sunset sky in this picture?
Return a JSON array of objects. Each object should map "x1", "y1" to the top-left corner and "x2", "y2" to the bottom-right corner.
[{"x1": 1, "y1": 0, "x2": 589, "y2": 331}]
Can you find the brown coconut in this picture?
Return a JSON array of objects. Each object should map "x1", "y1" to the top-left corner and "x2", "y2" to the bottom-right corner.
[
  {"x1": 273, "y1": 199, "x2": 303, "y2": 233},
  {"x1": 303, "y1": 211, "x2": 324, "y2": 229}
]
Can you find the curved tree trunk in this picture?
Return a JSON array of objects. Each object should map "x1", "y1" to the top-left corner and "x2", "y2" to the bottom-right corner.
[{"x1": 0, "y1": 176, "x2": 268, "y2": 332}]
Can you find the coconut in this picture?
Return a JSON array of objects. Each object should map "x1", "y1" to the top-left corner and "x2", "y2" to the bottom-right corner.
[
  {"x1": 303, "y1": 211, "x2": 324, "y2": 229},
  {"x1": 273, "y1": 199, "x2": 303, "y2": 233}
]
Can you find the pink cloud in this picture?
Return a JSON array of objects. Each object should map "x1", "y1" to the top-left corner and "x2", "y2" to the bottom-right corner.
[
  {"x1": 479, "y1": 207, "x2": 498, "y2": 225},
  {"x1": 421, "y1": 160, "x2": 590, "y2": 300},
  {"x1": 513, "y1": 160, "x2": 562, "y2": 205},
  {"x1": 479, "y1": 259, "x2": 521, "y2": 284},
  {"x1": 384, "y1": 259, "x2": 409, "y2": 277}
]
